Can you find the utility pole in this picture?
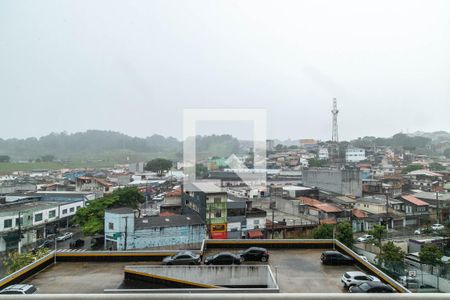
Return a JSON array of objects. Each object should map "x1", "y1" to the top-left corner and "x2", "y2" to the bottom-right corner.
[
  {"x1": 436, "y1": 191, "x2": 440, "y2": 224},
  {"x1": 17, "y1": 211, "x2": 22, "y2": 254},
  {"x1": 271, "y1": 209, "x2": 275, "y2": 239},
  {"x1": 123, "y1": 216, "x2": 128, "y2": 251},
  {"x1": 385, "y1": 191, "x2": 389, "y2": 231},
  {"x1": 54, "y1": 222, "x2": 58, "y2": 264}
]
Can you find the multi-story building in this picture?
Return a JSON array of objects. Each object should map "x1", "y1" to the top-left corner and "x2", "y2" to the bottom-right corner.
[
  {"x1": 0, "y1": 191, "x2": 95, "y2": 252},
  {"x1": 396, "y1": 195, "x2": 430, "y2": 226},
  {"x1": 183, "y1": 182, "x2": 228, "y2": 239},
  {"x1": 346, "y1": 148, "x2": 366, "y2": 163},
  {"x1": 0, "y1": 199, "x2": 83, "y2": 252},
  {"x1": 318, "y1": 148, "x2": 329, "y2": 160},
  {"x1": 404, "y1": 170, "x2": 444, "y2": 192}
]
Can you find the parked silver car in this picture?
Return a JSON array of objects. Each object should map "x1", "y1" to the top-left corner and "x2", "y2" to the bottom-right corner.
[
  {"x1": 341, "y1": 271, "x2": 380, "y2": 287},
  {"x1": 56, "y1": 232, "x2": 73, "y2": 242},
  {"x1": 0, "y1": 284, "x2": 37, "y2": 294},
  {"x1": 162, "y1": 251, "x2": 201, "y2": 265}
]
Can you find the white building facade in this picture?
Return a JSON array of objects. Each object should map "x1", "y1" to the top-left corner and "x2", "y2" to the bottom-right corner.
[{"x1": 346, "y1": 148, "x2": 366, "y2": 162}]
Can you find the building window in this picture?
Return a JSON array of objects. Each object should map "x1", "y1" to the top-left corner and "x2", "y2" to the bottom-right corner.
[
  {"x1": 76, "y1": 206, "x2": 81, "y2": 210},
  {"x1": 109, "y1": 222, "x2": 114, "y2": 230},
  {"x1": 254, "y1": 219, "x2": 260, "y2": 225},
  {"x1": 34, "y1": 213, "x2": 43, "y2": 222},
  {"x1": 15, "y1": 217, "x2": 23, "y2": 227},
  {"x1": 214, "y1": 197, "x2": 221, "y2": 204},
  {"x1": 49, "y1": 210, "x2": 56, "y2": 218},
  {"x1": 4, "y1": 219, "x2": 12, "y2": 228},
  {"x1": 62, "y1": 209, "x2": 68, "y2": 214},
  {"x1": 214, "y1": 210, "x2": 222, "y2": 218},
  {"x1": 70, "y1": 207, "x2": 75, "y2": 213}
]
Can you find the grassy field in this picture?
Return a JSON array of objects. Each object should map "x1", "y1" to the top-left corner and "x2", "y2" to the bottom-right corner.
[
  {"x1": 0, "y1": 161, "x2": 114, "y2": 174},
  {"x1": 0, "y1": 151, "x2": 180, "y2": 174}
]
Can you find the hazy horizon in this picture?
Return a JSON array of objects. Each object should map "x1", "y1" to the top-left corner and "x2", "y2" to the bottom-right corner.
[
  {"x1": 0, "y1": 128, "x2": 448, "y2": 143},
  {"x1": 1, "y1": 0, "x2": 450, "y2": 141}
]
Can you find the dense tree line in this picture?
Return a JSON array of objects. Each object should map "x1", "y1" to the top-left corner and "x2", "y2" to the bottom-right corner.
[
  {"x1": 0, "y1": 130, "x2": 241, "y2": 161},
  {"x1": 351, "y1": 133, "x2": 431, "y2": 149}
]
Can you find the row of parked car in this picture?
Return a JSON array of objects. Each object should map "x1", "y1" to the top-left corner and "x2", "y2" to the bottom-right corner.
[
  {"x1": 357, "y1": 224, "x2": 447, "y2": 243},
  {"x1": 162, "y1": 247, "x2": 270, "y2": 265},
  {"x1": 321, "y1": 251, "x2": 396, "y2": 293},
  {"x1": 341, "y1": 271, "x2": 395, "y2": 293}
]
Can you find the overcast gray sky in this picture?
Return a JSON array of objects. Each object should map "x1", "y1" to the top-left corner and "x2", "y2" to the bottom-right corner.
[{"x1": 1, "y1": 0, "x2": 449, "y2": 141}]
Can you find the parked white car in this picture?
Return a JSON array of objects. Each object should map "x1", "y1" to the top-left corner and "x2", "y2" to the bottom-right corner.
[
  {"x1": 358, "y1": 255, "x2": 369, "y2": 263},
  {"x1": 431, "y1": 224, "x2": 445, "y2": 231},
  {"x1": 414, "y1": 228, "x2": 422, "y2": 235},
  {"x1": 357, "y1": 234, "x2": 374, "y2": 243},
  {"x1": 341, "y1": 271, "x2": 380, "y2": 287},
  {"x1": 56, "y1": 232, "x2": 73, "y2": 242}
]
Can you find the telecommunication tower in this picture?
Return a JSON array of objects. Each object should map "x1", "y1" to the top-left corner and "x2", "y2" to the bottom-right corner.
[{"x1": 331, "y1": 98, "x2": 339, "y2": 143}]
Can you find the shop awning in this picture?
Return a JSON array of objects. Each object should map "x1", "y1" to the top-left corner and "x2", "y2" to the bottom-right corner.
[
  {"x1": 2, "y1": 232, "x2": 20, "y2": 243},
  {"x1": 247, "y1": 229, "x2": 263, "y2": 239}
]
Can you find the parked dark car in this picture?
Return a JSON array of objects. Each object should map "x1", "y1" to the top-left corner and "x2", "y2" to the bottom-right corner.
[
  {"x1": 349, "y1": 282, "x2": 396, "y2": 293},
  {"x1": 204, "y1": 252, "x2": 242, "y2": 265},
  {"x1": 70, "y1": 239, "x2": 85, "y2": 249},
  {"x1": 239, "y1": 247, "x2": 269, "y2": 262},
  {"x1": 36, "y1": 239, "x2": 53, "y2": 249},
  {"x1": 321, "y1": 250, "x2": 354, "y2": 265},
  {"x1": 162, "y1": 251, "x2": 201, "y2": 265}
]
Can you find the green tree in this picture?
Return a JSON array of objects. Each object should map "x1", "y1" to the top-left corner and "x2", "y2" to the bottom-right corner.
[
  {"x1": 144, "y1": 158, "x2": 172, "y2": 176},
  {"x1": 369, "y1": 224, "x2": 386, "y2": 250},
  {"x1": 336, "y1": 221, "x2": 354, "y2": 247},
  {"x1": 72, "y1": 187, "x2": 144, "y2": 235},
  {"x1": 3, "y1": 248, "x2": 49, "y2": 274},
  {"x1": 429, "y1": 162, "x2": 446, "y2": 171},
  {"x1": 275, "y1": 144, "x2": 284, "y2": 151},
  {"x1": 196, "y1": 163, "x2": 208, "y2": 179},
  {"x1": 377, "y1": 241, "x2": 405, "y2": 272},
  {"x1": 0, "y1": 155, "x2": 10, "y2": 163},
  {"x1": 419, "y1": 244, "x2": 443, "y2": 267},
  {"x1": 312, "y1": 224, "x2": 334, "y2": 239},
  {"x1": 401, "y1": 164, "x2": 424, "y2": 174},
  {"x1": 308, "y1": 158, "x2": 327, "y2": 167}
]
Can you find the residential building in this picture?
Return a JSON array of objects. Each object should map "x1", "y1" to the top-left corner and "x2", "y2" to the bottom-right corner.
[
  {"x1": 404, "y1": 170, "x2": 444, "y2": 192},
  {"x1": 76, "y1": 177, "x2": 113, "y2": 195},
  {"x1": 412, "y1": 191, "x2": 450, "y2": 223},
  {"x1": 183, "y1": 182, "x2": 228, "y2": 239},
  {"x1": 346, "y1": 148, "x2": 366, "y2": 163},
  {"x1": 0, "y1": 199, "x2": 83, "y2": 252},
  {"x1": 318, "y1": 148, "x2": 329, "y2": 160},
  {"x1": 281, "y1": 186, "x2": 319, "y2": 199},
  {"x1": 298, "y1": 197, "x2": 349, "y2": 224},
  {"x1": 355, "y1": 196, "x2": 405, "y2": 229},
  {"x1": 104, "y1": 208, "x2": 206, "y2": 250},
  {"x1": 396, "y1": 194, "x2": 430, "y2": 226}
]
